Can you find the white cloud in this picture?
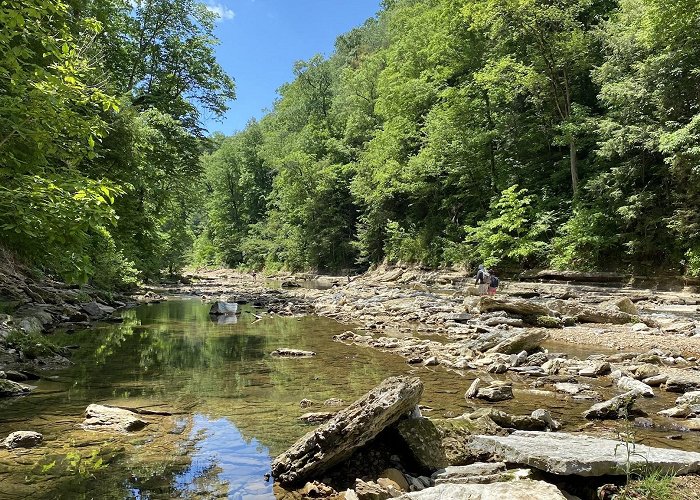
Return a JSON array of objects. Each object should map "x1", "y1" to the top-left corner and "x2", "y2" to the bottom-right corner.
[{"x1": 206, "y1": 2, "x2": 235, "y2": 21}]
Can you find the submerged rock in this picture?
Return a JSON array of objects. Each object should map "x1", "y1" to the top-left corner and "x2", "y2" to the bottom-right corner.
[
  {"x1": 0, "y1": 379, "x2": 32, "y2": 397},
  {"x1": 467, "y1": 430, "x2": 700, "y2": 476},
  {"x1": 209, "y1": 301, "x2": 238, "y2": 315},
  {"x1": 271, "y1": 376, "x2": 423, "y2": 484},
  {"x1": 3, "y1": 431, "x2": 43, "y2": 449},
  {"x1": 270, "y1": 348, "x2": 316, "y2": 357},
  {"x1": 82, "y1": 404, "x2": 149, "y2": 432}
]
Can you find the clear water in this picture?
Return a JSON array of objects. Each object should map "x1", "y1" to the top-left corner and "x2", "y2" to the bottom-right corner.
[
  {"x1": 0, "y1": 300, "x2": 468, "y2": 499},
  {"x1": 0, "y1": 300, "x2": 697, "y2": 499}
]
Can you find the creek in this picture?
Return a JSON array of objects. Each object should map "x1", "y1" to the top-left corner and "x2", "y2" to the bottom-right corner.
[{"x1": 0, "y1": 299, "x2": 697, "y2": 499}]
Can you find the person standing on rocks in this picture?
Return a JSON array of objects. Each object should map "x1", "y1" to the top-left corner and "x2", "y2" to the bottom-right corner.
[
  {"x1": 488, "y1": 269, "x2": 499, "y2": 295},
  {"x1": 475, "y1": 264, "x2": 490, "y2": 295}
]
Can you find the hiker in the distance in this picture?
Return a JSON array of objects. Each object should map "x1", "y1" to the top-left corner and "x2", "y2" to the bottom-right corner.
[
  {"x1": 488, "y1": 269, "x2": 499, "y2": 295},
  {"x1": 475, "y1": 264, "x2": 490, "y2": 295}
]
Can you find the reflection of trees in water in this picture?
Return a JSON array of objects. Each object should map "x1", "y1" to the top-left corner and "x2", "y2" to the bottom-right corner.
[{"x1": 23, "y1": 415, "x2": 237, "y2": 500}]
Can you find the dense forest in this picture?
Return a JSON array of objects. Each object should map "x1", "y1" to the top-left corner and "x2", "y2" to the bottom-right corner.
[{"x1": 3, "y1": 0, "x2": 700, "y2": 290}]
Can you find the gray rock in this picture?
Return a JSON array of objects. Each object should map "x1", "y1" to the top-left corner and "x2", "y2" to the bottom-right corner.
[
  {"x1": 485, "y1": 329, "x2": 549, "y2": 355},
  {"x1": 477, "y1": 383, "x2": 513, "y2": 402},
  {"x1": 355, "y1": 479, "x2": 392, "y2": 499},
  {"x1": 614, "y1": 297, "x2": 638, "y2": 315},
  {"x1": 467, "y1": 430, "x2": 700, "y2": 476},
  {"x1": 431, "y1": 462, "x2": 506, "y2": 481},
  {"x1": 583, "y1": 390, "x2": 640, "y2": 419},
  {"x1": 579, "y1": 361, "x2": 611, "y2": 377},
  {"x1": 634, "y1": 364, "x2": 659, "y2": 380},
  {"x1": 531, "y1": 409, "x2": 561, "y2": 431},
  {"x1": 478, "y1": 297, "x2": 556, "y2": 318},
  {"x1": 666, "y1": 376, "x2": 700, "y2": 393},
  {"x1": 0, "y1": 379, "x2": 32, "y2": 397},
  {"x1": 465, "y1": 378, "x2": 481, "y2": 400},
  {"x1": 209, "y1": 301, "x2": 238, "y2": 315},
  {"x1": 271, "y1": 376, "x2": 423, "y2": 484},
  {"x1": 3, "y1": 431, "x2": 42, "y2": 449},
  {"x1": 657, "y1": 405, "x2": 693, "y2": 418},
  {"x1": 81, "y1": 301, "x2": 114, "y2": 318},
  {"x1": 617, "y1": 376, "x2": 654, "y2": 397},
  {"x1": 677, "y1": 391, "x2": 700, "y2": 405},
  {"x1": 555, "y1": 382, "x2": 590, "y2": 395},
  {"x1": 643, "y1": 374, "x2": 668, "y2": 387},
  {"x1": 298, "y1": 411, "x2": 336, "y2": 424},
  {"x1": 82, "y1": 404, "x2": 148, "y2": 432},
  {"x1": 18, "y1": 316, "x2": 43, "y2": 334},
  {"x1": 487, "y1": 363, "x2": 507, "y2": 374},
  {"x1": 397, "y1": 480, "x2": 567, "y2": 499}
]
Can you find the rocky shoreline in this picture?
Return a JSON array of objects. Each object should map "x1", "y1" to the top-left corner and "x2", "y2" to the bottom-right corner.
[{"x1": 160, "y1": 266, "x2": 700, "y2": 498}]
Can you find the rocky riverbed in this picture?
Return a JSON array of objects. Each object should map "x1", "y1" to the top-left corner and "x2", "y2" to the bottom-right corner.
[
  {"x1": 3, "y1": 264, "x2": 700, "y2": 498},
  {"x1": 157, "y1": 266, "x2": 700, "y2": 498}
]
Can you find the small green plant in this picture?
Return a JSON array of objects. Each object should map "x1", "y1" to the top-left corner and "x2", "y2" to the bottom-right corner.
[
  {"x1": 614, "y1": 410, "x2": 676, "y2": 500},
  {"x1": 625, "y1": 470, "x2": 675, "y2": 500}
]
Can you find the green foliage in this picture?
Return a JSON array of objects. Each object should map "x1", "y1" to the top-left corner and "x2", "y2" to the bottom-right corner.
[
  {"x1": 4, "y1": 330, "x2": 66, "y2": 359},
  {"x1": 464, "y1": 186, "x2": 552, "y2": 269},
  {"x1": 5, "y1": 0, "x2": 700, "y2": 278},
  {"x1": 0, "y1": 0, "x2": 233, "y2": 286}
]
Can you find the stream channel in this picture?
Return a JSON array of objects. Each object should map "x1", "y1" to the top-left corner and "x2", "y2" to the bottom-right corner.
[{"x1": 1, "y1": 298, "x2": 697, "y2": 499}]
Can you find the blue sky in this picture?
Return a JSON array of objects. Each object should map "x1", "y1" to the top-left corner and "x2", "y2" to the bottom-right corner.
[{"x1": 202, "y1": 0, "x2": 382, "y2": 136}]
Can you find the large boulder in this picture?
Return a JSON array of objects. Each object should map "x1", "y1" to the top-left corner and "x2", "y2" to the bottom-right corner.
[
  {"x1": 617, "y1": 376, "x2": 654, "y2": 397},
  {"x1": 613, "y1": 297, "x2": 638, "y2": 315},
  {"x1": 271, "y1": 376, "x2": 423, "y2": 484},
  {"x1": 396, "y1": 479, "x2": 568, "y2": 499},
  {"x1": 0, "y1": 379, "x2": 32, "y2": 397},
  {"x1": 467, "y1": 431, "x2": 700, "y2": 476},
  {"x1": 82, "y1": 404, "x2": 148, "y2": 432},
  {"x1": 396, "y1": 416, "x2": 504, "y2": 470},
  {"x1": 3, "y1": 431, "x2": 43, "y2": 449}
]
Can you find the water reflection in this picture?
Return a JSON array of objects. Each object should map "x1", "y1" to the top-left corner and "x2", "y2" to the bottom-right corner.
[
  {"x1": 0, "y1": 299, "x2": 440, "y2": 499},
  {"x1": 171, "y1": 415, "x2": 272, "y2": 499}
]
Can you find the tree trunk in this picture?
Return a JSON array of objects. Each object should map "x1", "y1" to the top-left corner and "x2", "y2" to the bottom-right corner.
[
  {"x1": 569, "y1": 139, "x2": 578, "y2": 195},
  {"x1": 483, "y1": 90, "x2": 497, "y2": 193}
]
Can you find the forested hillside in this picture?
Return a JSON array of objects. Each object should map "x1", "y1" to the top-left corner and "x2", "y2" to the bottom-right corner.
[
  {"x1": 196, "y1": 0, "x2": 700, "y2": 276},
  {"x1": 3, "y1": 0, "x2": 700, "y2": 290},
  {"x1": 0, "y1": 0, "x2": 234, "y2": 288}
]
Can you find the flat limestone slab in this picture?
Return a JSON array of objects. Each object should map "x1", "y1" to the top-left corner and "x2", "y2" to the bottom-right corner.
[
  {"x1": 397, "y1": 479, "x2": 567, "y2": 499},
  {"x1": 468, "y1": 431, "x2": 700, "y2": 476}
]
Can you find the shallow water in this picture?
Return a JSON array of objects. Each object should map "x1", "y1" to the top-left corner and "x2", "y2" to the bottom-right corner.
[{"x1": 0, "y1": 299, "x2": 697, "y2": 499}]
